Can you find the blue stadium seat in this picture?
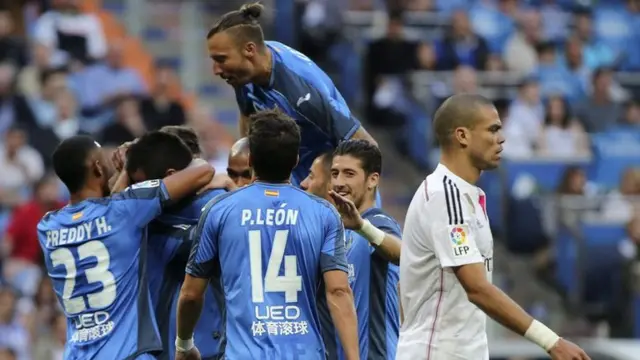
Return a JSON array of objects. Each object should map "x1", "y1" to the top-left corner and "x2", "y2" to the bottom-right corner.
[
  {"x1": 502, "y1": 159, "x2": 591, "y2": 192},
  {"x1": 590, "y1": 132, "x2": 640, "y2": 189}
]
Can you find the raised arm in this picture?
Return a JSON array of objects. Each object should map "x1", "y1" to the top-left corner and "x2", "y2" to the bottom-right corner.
[{"x1": 162, "y1": 158, "x2": 215, "y2": 203}]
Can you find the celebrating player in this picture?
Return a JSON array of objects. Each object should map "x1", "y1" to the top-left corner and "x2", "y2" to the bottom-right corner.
[
  {"x1": 227, "y1": 137, "x2": 252, "y2": 187},
  {"x1": 325, "y1": 140, "x2": 402, "y2": 359},
  {"x1": 398, "y1": 94, "x2": 589, "y2": 360},
  {"x1": 206, "y1": 2, "x2": 377, "y2": 186},
  {"x1": 37, "y1": 135, "x2": 214, "y2": 360},
  {"x1": 124, "y1": 131, "x2": 227, "y2": 360},
  {"x1": 175, "y1": 109, "x2": 359, "y2": 360},
  {"x1": 300, "y1": 151, "x2": 334, "y2": 198}
]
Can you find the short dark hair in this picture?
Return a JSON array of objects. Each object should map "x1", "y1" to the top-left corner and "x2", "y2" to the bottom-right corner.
[
  {"x1": 248, "y1": 109, "x2": 300, "y2": 182},
  {"x1": 333, "y1": 139, "x2": 382, "y2": 176},
  {"x1": 592, "y1": 66, "x2": 612, "y2": 83},
  {"x1": 126, "y1": 131, "x2": 193, "y2": 180},
  {"x1": 317, "y1": 151, "x2": 334, "y2": 175},
  {"x1": 53, "y1": 135, "x2": 101, "y2": 193},
  {"x1": 433, "y1": 93, "x2": 495, "y2": 147},
  {"x1": 39, "y1": 67, "x2": 66, "y2": 87},
  {"x1": 160, "y1": 125, "x2": 201, "y2": 156},
  {"x1": 206, "y1": 2, "x2": 265, "y2": 47}
]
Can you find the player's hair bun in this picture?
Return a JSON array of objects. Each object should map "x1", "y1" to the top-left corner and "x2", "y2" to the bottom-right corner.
[{"x1": 239, "y1": 2, "x2": 263, "y2": 19}]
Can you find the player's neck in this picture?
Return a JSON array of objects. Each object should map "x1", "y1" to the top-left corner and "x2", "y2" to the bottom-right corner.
[
  {"x1": 439, "y1": 153, "x2": 481, "y2": 185},
  {"x1": 358, "y1": 195, "x2": 376, "y2": 214},
  {"x1": 69, "y1": 187, "x2": 105, "y2": 205},
  {"x1": 254, "y1": 178, "x2": 289, "y2": 185},
  {"x1": 252, "y1": 48, "x2": 273, "y2": 87}
]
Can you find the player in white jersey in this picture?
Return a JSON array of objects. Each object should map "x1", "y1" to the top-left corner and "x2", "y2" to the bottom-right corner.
[{"x1": 397, "y1": 94, "x2": 589, "y2": 360}]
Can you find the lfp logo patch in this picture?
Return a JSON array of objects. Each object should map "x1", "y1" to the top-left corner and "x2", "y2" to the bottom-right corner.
[
  {"x1": 449, "y1": 225, "x2": 471, "y2": 257},
  {"x1": 449, "y1": 226, "x2": 467, "y2": 245}
]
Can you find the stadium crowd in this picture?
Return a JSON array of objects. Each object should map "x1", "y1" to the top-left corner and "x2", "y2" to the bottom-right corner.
[{"x1": 0, "y1": 0, "x2": 638, "y2": 359}]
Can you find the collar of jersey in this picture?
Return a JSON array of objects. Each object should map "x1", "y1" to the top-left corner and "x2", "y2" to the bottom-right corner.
[
  {"x1": 266, "y1": 43, "x2": 278, "y2": 88},
  {"x1": 434, "y1": 163, "x2": 476, "y2": 190}
]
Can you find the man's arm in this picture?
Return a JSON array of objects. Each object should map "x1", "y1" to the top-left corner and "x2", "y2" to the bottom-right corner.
[
  {"x1": 324, "y1": 270, "x2": 359, "y2": 360},
  {"x1": 321, "y1": 206, "x2": 359, "y2": 360},
  {"x1": 239, "y1": 114, "x2": 250, "y2": 137},
  {"x1": 176, "y1": 274, "x2": 208, "y2": 342},
  {"x1": 349, "y1": 126, "x2": 378, "y2": 147},
  {"x1": 162, "y1": 158, "x2": 215, "y2": 203}
]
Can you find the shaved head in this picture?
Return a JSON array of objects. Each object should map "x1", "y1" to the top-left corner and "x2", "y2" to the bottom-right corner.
[
  {"x1": 433, "y1": 93, "x2": 495, "y2": 148},
  {"x1": 230, "y1": 137, "x2": 250, "y2": 157},
  {"x1": 227, "y1": 137, "x2": 252, "y2": 187}
]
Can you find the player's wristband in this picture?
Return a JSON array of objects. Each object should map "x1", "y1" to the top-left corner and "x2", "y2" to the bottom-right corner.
[
  {"x1": 524, "y1": 320, "x2": 560, "y2": 352},
  {"x1": 357, "y1": 219, "x2": 385, "y2": 246},
  {"x1": 175, "y1": 336, "x2": 194, "y2": 352}
]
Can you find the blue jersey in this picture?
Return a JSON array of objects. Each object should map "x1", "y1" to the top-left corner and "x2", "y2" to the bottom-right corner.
[
  {"x1": 147, "y1": 189, "x2": 227, "y2": 360},
  {"x1": 322, "y1": 208, "x2": 401, "y2": 360},
  {"x1": 187, "y1": 182, "x2": 348, "y2": 359},
  {"x1": 235, "y1": 41, "x2": 361, "y2": 186},
  {"x1": 37, "y1": 180, "x2": 170, "y2": 360}
]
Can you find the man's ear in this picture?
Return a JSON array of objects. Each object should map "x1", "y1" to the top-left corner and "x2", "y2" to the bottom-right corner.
[{"x1": 367, "y1": 172, "x2": 380, "y2": 191}]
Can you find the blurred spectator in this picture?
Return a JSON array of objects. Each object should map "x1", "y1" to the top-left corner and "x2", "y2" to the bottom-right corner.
[
  {"x1": 99, "y1": 97, "x2": 146, "y2": 146},
  {"x1": 536, "y1": 95, "x2": 590, "y2": 158},
  {"x1": 32, "y1": 311, "x2": 65, "y2": 360},
  {"x1": 432, "y1": 65, "x2": 484, "y2": 106},
  {"x1": 69, "y1": 39, "x2": 146, "y2": 120},
  {"x1": 503, "y1": 8, "x2": 542, "y2": 74},
  {"x1": 30, "y1": 90, "x2": 85, "y2": 164},
  {"x1": 31, "y1": 277, "x2": 59, "y2": 338},
  {"x1": 0, "y1": 348, "x2": 16, "y2": 360},
  {"x1": 502, "y1": 78, "x2": 544, "y2": 158},
  {"x1": 563, "y1": 36, "x2": 590, "y2": 94},
  {"x1": 140, "y1": 65, "x2": 186, "y2": 131},
  {"x1": 364, "y1": 11, "x2": 420, "y2": 126},
  {"x1": 554, "y1": 166, "x2": 600, "y2": 230},
  {"x1": 26, "y1": 67, "x2": 67, "y2": 128},
  {"x1": 0, "y1": 287, "x2": 29, "y2": 360},
  {"x1": 0, "y1": 8, "x2": 26, "y2": 69},
  {"x1": 575, "y1": 67, "x2": 621, "y2": 133},
  {"x1": 534, "y1": 41, "x2": 585, "y2": 102},
  {"x1": 433, "y1": 10, "x2": 489, "y2": 71},
  {"x1": 600, "y1": 167, "x2": 640, "y2": 223},
  {"x1": 0, "y1": 63, "x2": 37, "y2": 137},
  {"x1": 539, "y1": 0, "x2": 570, "y2": 43},
  {"x1": 0, "y1": 126, "x2": 44, "y2": 208},
  {"x1": 17, "y1": 43, "x2": 53, "y2": 97},
  {"x1": 619, "y1": 99, "x2": 640, "y2": 129},
  {"x1": 2, "y1": 174, "x2": 61, "y2": 294},
  {"x1": 297, "y1": 0, "x2": 344, "y2": 68},
  {"x1": 468, "y1": 0, "x2": 516, "y2": 54},
  {"x1": 573, "y1": 10, "x2": 615, "y2": 70},
  {"x1": 33, "y1": 0, "x2": 107, "y2": 66}
]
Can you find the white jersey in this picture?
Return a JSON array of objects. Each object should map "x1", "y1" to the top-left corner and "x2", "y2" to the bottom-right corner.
[{"x1": 397, "y1": 164, "x2": 494, "y2": 360}]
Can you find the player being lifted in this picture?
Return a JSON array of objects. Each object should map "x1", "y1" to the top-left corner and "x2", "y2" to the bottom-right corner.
[
  {"x1": 37, "y1": 135, "x2": 214, "y2": 360},
  {"x1": 175, "y1": 109, "x2": 359, "y2": 360},
  {"x1": 302, "y1": 141, "x2": 402, "y2": 359},
  {"x1": 123, "y1": 131, "x2": 227, "y2": 360},
  {"x1": 398, "y1": 94, "x2": 589, "y2": 360},
  {"x1": 206, "y1": 2, "x2": 377, "y2": 186}
]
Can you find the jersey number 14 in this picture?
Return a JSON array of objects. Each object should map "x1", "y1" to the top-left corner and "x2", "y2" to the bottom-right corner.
[{"x1": 248, "y1": 230, "x2": 302, "y2": 303}]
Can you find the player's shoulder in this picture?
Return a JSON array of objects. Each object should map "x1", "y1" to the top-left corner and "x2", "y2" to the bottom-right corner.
[
  {"x1": 362, "y1": 207, "x2": 398, "y2": 225},
  {"x1": 423, "y1": 169, "x2": 474, "y2": 204},
  {"x1": 268, "y1": 41, "x2": 333, "y2": 94},
  {"x1": 288, "y1": 186, "x2": 340, "y2": 219}
]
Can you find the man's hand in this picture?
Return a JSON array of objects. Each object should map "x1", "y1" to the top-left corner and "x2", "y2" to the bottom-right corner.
[
  {"x1": 175, "y1": 347, "x2": 201, "y2": 360},
  {"x1": 328, "y1": 190, "x2": 364, "y2": 230},
  {"x1": 548, "y1": 339, "x2": 590, "y2": 360},
  {"x1": 112, "y1": 141, "x2": 135, "y2": 172}
]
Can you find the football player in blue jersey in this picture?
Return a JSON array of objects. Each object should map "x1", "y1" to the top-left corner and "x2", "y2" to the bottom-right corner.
[
  {"x1": 205, "y1": 2, "x2": 377, "y2": 187},
  {"x1": 303, "y1": 140, "x2": 402, "y2": 359},
  {"x1": 176, "y1": 109, "x2": 359, "y2": 360},
  {"x1": 37, "y1": 135, "x2": 214, "y2": 360},
  {"x1": 226, "y1": 137, "x2": 252, "y2": 188},
  {"x1": 124, "y1": 130, "x2": 227, "y2": 360}
]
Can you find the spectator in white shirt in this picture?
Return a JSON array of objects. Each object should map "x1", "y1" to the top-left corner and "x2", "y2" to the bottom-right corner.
[
  {"x1": 537, "y1": 95, "x2": 590, "y2": 158},
  {"x1": 600, "y1": 167, "x2": 640, "y2": 223},
  {"x1": 502, "y1": 78, "x2": 544, "y2": 159},
  {"x1": 0, "y1": 126, "x2": 44, "y2": 207},
  {"x1": 33, "y1": 0, "x2": 107, "y2": 67}
]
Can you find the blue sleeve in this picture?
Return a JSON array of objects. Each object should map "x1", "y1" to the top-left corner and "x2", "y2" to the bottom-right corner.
[
  {"x1": 186, "y1": 203, "x2": 220, "y2": 278},
  {"x1": 235, "y1": 87, "x2": 254, "y2": 116},
  {"x1": 320, "y1": 206, "x2": 349, "y2": 273},
  {"x1": 112, "y1": 179, "x2": 170, "y2": 227},
  {"x1": 367, "y1": 213, "x2": 402, "y2": 255}
]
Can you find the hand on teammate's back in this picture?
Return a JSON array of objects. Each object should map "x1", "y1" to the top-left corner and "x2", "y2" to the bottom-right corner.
[
  {"x1": 548, "y1": 339, "x2": 590, "y2": 360},
  {"x1": 328, "y1": 190, "x2": 364, "y2": 230},
  {"x1": 198, "y1": 173, "x2": 237, "y2": 194},
  {"x1": 175, "y1": 347, "x2": 201, "y2": 360}
]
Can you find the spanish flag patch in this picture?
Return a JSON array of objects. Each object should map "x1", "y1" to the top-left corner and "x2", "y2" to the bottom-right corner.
[
  {"x1": 72, "y1": 212, "x2": 83, "y2": 221},
  {"x1": 264, "y1": 190, "x2": 279, "y2": 197}
]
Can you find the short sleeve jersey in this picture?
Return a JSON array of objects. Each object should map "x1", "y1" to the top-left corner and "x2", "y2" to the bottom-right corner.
[{"x1": 397, "y1": 164, "x2": 494, "y2": 360}]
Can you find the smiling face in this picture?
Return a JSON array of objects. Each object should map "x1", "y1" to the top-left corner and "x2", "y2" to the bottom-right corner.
[
  {"x1": 331, "y1": 154, "x2": 378, "y2": 209},
  {"x1": 206, "y1": 31, "x2": 259, "y2": 87}
]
